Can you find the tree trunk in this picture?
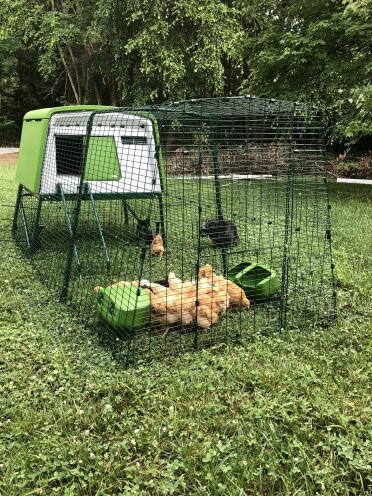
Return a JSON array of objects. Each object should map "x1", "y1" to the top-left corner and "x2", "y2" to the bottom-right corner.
[
  {"x1": 59, "y1": 47, "x2": 80, "y2": 104},
  {"x1": 94, "y1": 80, "x2": 103, "y2": 105},
  {"x1": 110, "y1": 76, "x2": 118, "y2": 106},
  {"x1": 67, "y1": 46, "x2": 82, "y2": 103},
  {"x1": 50, "y1": 0, "x2": 80, "y2": 104}
]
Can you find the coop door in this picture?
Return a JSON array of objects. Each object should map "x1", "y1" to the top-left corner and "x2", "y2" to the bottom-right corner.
[
  {"x1": 84, "y1": 137, "x2": 121, "y2": 181},
  {"x1": 55, "y1": 135, "x2": 121, "y2": 181}
]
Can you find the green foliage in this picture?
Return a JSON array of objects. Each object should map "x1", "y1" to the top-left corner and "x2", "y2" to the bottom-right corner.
[
  {"x1": 1, "y1": 165, "x2": 372, "y2": 494},
  {"x1": 0, "y1": 0, "x2": 241, "y2": 107},
  {"x1": 238, "y1": 0, "x2": 372, "y2": 147},
  {"x1": 80, "y1": 0, "x2": 241, "y2": 103},
  {"x1": 0, "y1": 0, "x2": 371, "y2": 148},
  {"x1": 0, "y1": 1, "x2": 54, "y2": 141}
]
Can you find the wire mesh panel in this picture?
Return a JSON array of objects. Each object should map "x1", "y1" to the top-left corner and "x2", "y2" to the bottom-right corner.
[{"x1": 13, "y1": 97, "x2": 336, "y2": 365}]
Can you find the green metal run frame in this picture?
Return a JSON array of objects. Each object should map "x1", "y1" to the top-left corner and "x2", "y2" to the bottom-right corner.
[
  {"x1": 56, "y1": 183, "x2": 81, "y2": 272},
  {"x1": 210, "y1": 140, "x2": 227, "y2": 276},
  {"x1": 12, "y1": 97, "x2": 337, "y2": 366},
  {"x1": 12, "y1": 182, "x2": 167, "y2": 301}
]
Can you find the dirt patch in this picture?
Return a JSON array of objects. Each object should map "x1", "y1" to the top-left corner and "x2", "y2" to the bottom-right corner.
[{"x1": 0, "y1": 153, "x2": 18, "y2": 165}]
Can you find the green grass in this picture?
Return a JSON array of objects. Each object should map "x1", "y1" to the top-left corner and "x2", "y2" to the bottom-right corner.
[{"x1": 0, "y1": 163, "x2": 371, "y2": 495}]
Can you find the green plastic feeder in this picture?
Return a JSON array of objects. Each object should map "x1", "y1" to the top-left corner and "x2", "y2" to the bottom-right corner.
[
  {"x1": 96, "y1": 284, "x2": 150, "y2": 330},
  {"x1": 227, "y1": 262, "x2": 280, "y2": 299}
]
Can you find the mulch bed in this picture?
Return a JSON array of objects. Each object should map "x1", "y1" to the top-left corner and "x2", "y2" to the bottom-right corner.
[{"x1": 326, "y1": 154, "x2": 372, "y2": 180}]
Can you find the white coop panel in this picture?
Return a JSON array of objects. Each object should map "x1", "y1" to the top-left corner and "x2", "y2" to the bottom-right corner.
[{"x1": 40, "y1": 112, "x2": 162, "y2": 195}]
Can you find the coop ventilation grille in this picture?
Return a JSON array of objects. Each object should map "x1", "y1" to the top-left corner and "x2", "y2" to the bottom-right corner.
[
  {"x1": 54, "y1": 115, "x2": 90, "y2": 127},
  {"x1": 121, "y1": 136, "x2": 147, "y2": 145}
]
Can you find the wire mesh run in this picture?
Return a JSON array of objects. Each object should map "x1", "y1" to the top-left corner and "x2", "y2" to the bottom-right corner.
[{"x1": 13, "y1": 96, "x2": 336, "y2": 365}]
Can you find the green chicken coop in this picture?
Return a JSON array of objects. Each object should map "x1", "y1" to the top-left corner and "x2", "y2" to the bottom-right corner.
[
  {"x1": 12, "y1": 97, "x2": 336, "y2": 366},
  {"x1": 15, "y1": 106, "x2": 164, "y2": 195},
  {"x1": 13, "y1": 105, "x2": 166, "y2": 297}
]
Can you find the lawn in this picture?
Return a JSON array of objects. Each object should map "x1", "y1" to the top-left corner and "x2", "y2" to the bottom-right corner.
[{"x1": 0, "y1": 162, "x2": 371, "y2": 495}]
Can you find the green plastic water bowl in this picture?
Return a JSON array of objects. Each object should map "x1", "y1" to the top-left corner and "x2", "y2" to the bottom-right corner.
[
  {"x1": 96, "y1": 284, "x2": 150, "y2": 330},
  {"x1": 227, "y1": 262, "x2": 280, "y2": 300}
]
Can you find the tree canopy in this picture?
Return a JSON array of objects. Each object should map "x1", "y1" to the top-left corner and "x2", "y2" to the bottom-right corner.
[{"x1": 0, "y1": 0, "x2": 371, "y2": 149}]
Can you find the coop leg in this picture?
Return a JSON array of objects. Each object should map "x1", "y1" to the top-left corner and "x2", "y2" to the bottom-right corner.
[
  {"x1": 20, "y1": 201, "x2": 31, "y2": 250},
  {"x1": 122, "y1": 200, "x2": 129, "y2": 225},
  {"x1": 29, "y1": 196, "x2": 43, "y2": 253},
  {"x1": 122, "y1": 201, "x2": 141, "y2": 222},
  {"x1": 12, "y1": 183, "x2": 23, "y2": 237}
]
